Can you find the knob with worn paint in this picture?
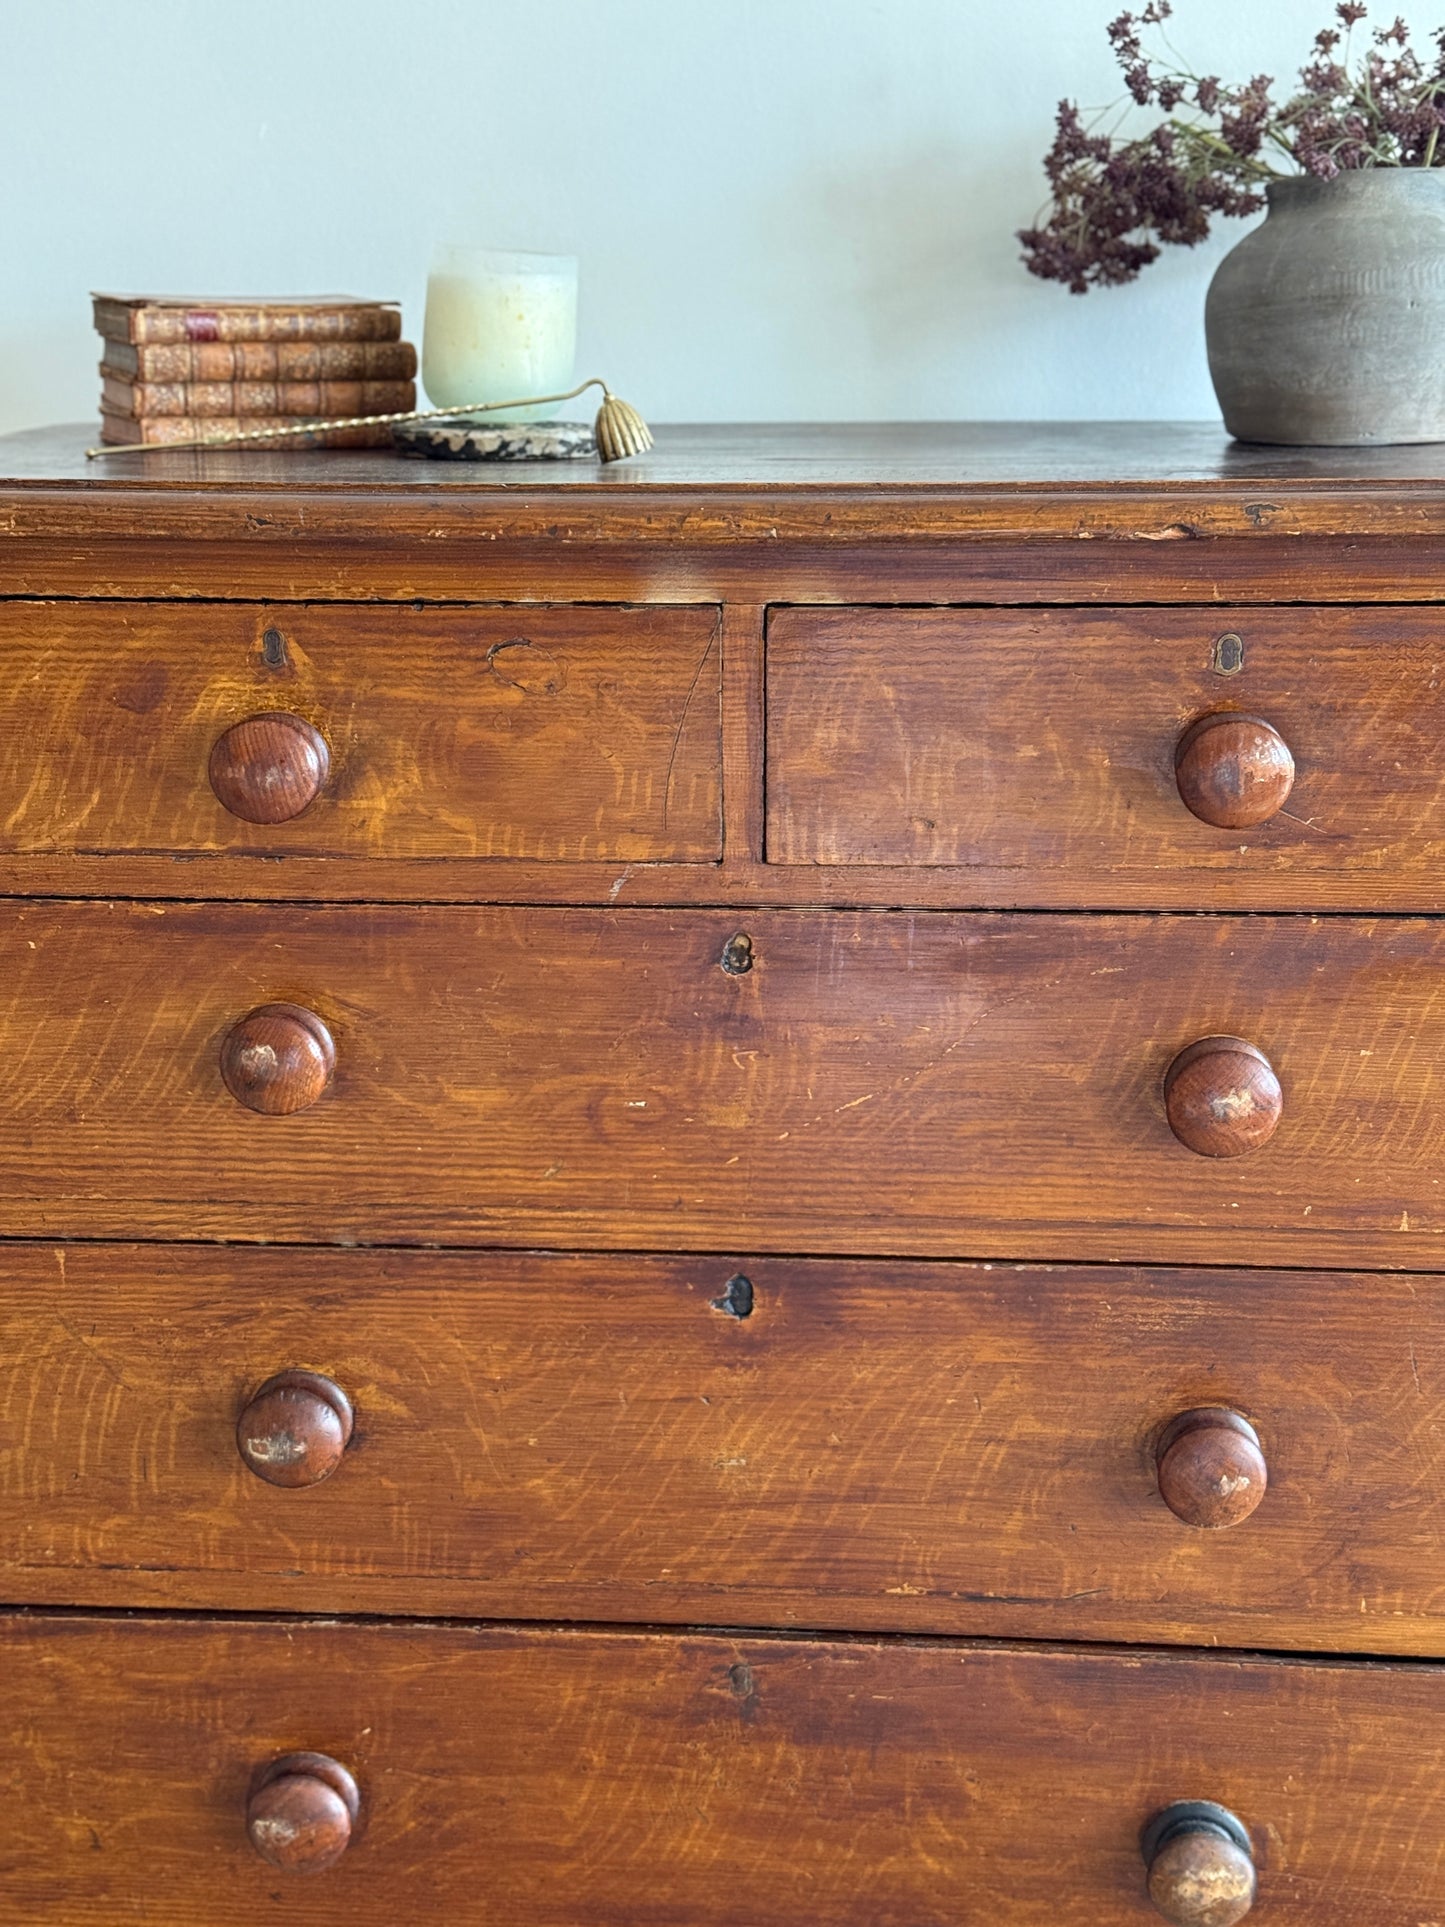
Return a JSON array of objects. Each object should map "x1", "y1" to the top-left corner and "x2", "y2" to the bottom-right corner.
[
  {"x1": 220, "y1": 1004, "x2": 335, "y2": 1116},
  {"x1": 1164, "y1": 1037, "x2": 1282, "y2": 1159},
  {"x1": 1175, "y1": 713, "x2": 1294, "y2": 829},
  {"x1": 237, "y1": 1370, "x2": 354, "y2": 1488},
  {"x1": 1156, "y1": 1408, "x2": 1267, "y2": 1529},
  {"x1": 1143, "y1": 1802, "x2": 1256, "y2": 1926},
  {"x1": 246, "y1": 1752, "x2": 359, "y2": 1874},
  {"x1": 209, "y1": 712, "x2": 330, "y2": 824}
]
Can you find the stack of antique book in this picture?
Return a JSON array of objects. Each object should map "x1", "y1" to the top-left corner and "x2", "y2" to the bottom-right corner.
[{"x1": 93, "y1": 294, "x2": 416, "y2": 447}]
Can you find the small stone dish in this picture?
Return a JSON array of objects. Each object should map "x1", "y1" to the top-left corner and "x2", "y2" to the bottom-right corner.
[{"x1": 392, "y1": 418, "x2": 598, "y2": 461}]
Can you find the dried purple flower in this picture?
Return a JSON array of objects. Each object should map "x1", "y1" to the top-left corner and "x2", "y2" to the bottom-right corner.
[{"x1": 1020, "y1": 2, "x2": 1445, "y2": 290}]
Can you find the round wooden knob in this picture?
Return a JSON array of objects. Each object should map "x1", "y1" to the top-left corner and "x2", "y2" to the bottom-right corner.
[
  {"x1": 1143, "y1": 1803, "x2": 1256, "y2": 1926},
  {"x1": 220, "y1": 1003, "x2": 335, "y2": 1115},
  {"x1": 209, "y1": 712, "x2": 330, "y2": 824},
  {"x1": 237, "y1": 1370, "x2": 354, "y2": 1488},
  {"x1": 1164, "y1": 1036, "x2": 1282, "y2": 1159},
  {"x1": 1175, "y1": 713, "x2": 1294, "y2": 829},
  {"x1": 1156, "y1": 1409, "x2": 1267, "y2": 1529},
  {"x1": 246, "y1": 1752, "x2": 359, "y2": 1874}
]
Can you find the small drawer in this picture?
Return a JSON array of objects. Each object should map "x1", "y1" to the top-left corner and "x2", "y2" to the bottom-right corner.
[
  {"x1": 766, "y1": 604, "x2": 1445, "y2": 908},
  {"x1": 3, "y1": 1614, "x2": 1443, "y2": 1923},
  {"x1": 5, "y1": 1243, "x2": 1445, "y2": 1656},
  {"x1": 4, "y1": 901, "x2": 1445, "y2": 1269},
  {"x1": 0, "y1": 600, "x2": 721, "y2": 865}
]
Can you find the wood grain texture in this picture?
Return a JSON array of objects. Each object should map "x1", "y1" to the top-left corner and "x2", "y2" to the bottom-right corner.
[
  {"x1": 19, "y1": 598, "x2": 1445, "y2": 905},
  {"x1": 2, "y1": 902, "x2": 1445, "y2": 1263},
  {"x1": 0, "y1": 600, "x2": 720, "y2": 866},
  {"x1": 12, "y1": 535, "x2": 1445, "y2": 611},
  {"x1": 6, "y1": 419, "x2": 1445, "y2": 1902},
  {"x1": 18, "y1": 416, "x2": 1445, "y2": 482},
  {"x1": 5, "y1": 1244, "x2": 1445, "y2": 1652},
  {"x1": 12, "y1": 427, "x2": 1445, "y2": 607},
  {"x1": 3, "y1": 1614, "x2": 1445, "y2": 1924},
  {"x1": 766, "y1": 606, "x2": 1445, "y2": 908},
  {"x1": 10, "y1": 419, "x2": 1445, "y2": 539}
]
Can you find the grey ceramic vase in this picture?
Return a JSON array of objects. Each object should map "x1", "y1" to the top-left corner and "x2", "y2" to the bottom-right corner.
[{"x1": 1205, "y1": 170, "x2": 1445, "y2": 445}]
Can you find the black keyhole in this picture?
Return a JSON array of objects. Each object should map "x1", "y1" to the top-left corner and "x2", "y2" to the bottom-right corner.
[{"x1": 721, "y1": 933, "x2": 754, "y2": 976}]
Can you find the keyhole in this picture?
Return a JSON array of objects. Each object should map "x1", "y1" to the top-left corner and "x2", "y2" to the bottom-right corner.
[
  {"x1": 721, "y1": 933, "x2": 754, "y2": 976},
  {"x1": 1211, "y1": 632, "x2": 1244, "y2": 676}
]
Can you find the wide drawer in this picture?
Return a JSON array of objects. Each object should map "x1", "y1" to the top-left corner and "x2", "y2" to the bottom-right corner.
[
  {"x1": 0, "y1": 600, "x2": 721, "y2": 865},
  {"x1": 6, "y1": 1244, "x2": 1445, "y2": 1655},
  {"x1": 4, "y1": 901, "x2": 1445, "y2": 1268},
  {"x1": 2, "y1": 1615, "x2": 1441, "y2": 1924},
  {"x1": 767, "y1": 605, "x2": 1445, "y2": 908}
]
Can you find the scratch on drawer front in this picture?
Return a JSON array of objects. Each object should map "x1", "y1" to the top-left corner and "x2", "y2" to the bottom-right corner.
[{"x1": 485, "y1": 636, "x2": 566, "y2": 696}]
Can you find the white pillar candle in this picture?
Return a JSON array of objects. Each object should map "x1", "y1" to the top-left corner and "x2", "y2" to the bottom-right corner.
[{"x1": 422, "y1": 246, "x2": 578, "y2": 421}]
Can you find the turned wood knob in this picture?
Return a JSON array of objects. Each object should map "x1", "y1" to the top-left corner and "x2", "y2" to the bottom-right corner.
[
  {"x1": 1156, "y1": 1409, "x2": 1267, "y2": 1529},
  {"x1": 1143, "y1": 1802, "x2": 1256, "y2": 1926},
  {"x1": 220, "y1": 1003, "x2": 335, "y2": 1115},
  {"x1": 209, "y1": 711, "x2": 330, "y2": 824},
  {"x1": 246, "y1": 1752, "x2": 359, "y2": 1874},
  {"x1": 1175, "y1": 713, "x2": 1294, "y2": 829},
  {"x1": 237, "y1": 1370, "x2": 354, "y2": 1488},
  {"x1": 1164, "y1": 1037, "x2": 1282, "y2": 1158}
]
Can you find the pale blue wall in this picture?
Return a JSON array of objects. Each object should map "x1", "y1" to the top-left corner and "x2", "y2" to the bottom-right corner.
[{"x1": 1, "y1": 0, "x2": 1349, "y2": 431}]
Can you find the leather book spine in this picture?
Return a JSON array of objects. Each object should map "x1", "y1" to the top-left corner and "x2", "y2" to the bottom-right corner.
[
  {"x1": 93, "y1": 298, "x2": 403, "y2": 344},
  {"x1": 101, "y1": 340, "x2": 418, "y2": 382},
  {"x1": 102, "y1": 377, "x2": 417, "y2": 419},
  {"x1": 98, "y1": 413, "x2": 398, "y2": 449}
]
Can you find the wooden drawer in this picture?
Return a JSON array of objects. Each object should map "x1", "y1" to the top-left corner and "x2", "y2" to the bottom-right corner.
[
  {"x1": 0, "y1": 600, "x2": 721, "y2": 866},
  {"x1": 767, "y1": 605, "x2": 1445, "y2": 909},
  {"x1": 3, "y1": 1614, "x2": 1443, "y2": 1923},
  {"x1": 6, "y1": 901, "x2": 1445, "y2": 1268},
  {"x1": 6, "y1": 1244, "x2": 1445, "y2": 1656}
]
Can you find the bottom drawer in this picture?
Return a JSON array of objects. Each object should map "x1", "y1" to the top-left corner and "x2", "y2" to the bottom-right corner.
[{"x1": 1, "y1": 1614, "x2": 1441, "y2": 1924}]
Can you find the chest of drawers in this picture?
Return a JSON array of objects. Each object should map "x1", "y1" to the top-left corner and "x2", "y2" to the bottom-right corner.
[{"x1": 4, "y1": 420, "x2": 1445, "y2": 1924}]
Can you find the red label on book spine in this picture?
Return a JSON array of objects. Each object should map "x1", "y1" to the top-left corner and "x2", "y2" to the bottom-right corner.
[{"x1": 183, "y1": 311, "x2": 221, "y2": 342}]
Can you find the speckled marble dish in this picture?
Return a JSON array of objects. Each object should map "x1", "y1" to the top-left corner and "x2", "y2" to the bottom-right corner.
[{"x1": 392, "y1": 419, "x2": 598, "y2": 460}]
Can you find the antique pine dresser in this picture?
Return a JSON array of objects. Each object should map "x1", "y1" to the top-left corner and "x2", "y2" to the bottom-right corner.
[{"x1": 4, "y1": 419, "x2": 1445, "y2": 1925}]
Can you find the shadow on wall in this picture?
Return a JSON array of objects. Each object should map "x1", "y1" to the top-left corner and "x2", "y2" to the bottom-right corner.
[
  {"x1": 0, "y1": 330, "x2": 87, "y2": 438},
  {"x1": 755, "y1": 143, "x2": 1018, "y2": 414},
  {"x1": 758, "y1": 139, "x2": 1251, "y2": 420},
  {"x1": 835, "y1": 149, "x2": 1025, "y2": 357}
]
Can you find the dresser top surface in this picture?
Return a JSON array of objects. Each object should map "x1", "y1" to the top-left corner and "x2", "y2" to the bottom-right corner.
[
  {"x1": 7, "y1": 419, "x2": 1445, "y2": 493},
  {"x1": 8, "y1": 420, "x2": 1445, "y2": 550}
]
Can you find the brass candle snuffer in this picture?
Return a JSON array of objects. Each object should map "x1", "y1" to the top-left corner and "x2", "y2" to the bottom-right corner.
[{"x1": 85, "y1": 376, "x2": 653, "y2": 462}]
